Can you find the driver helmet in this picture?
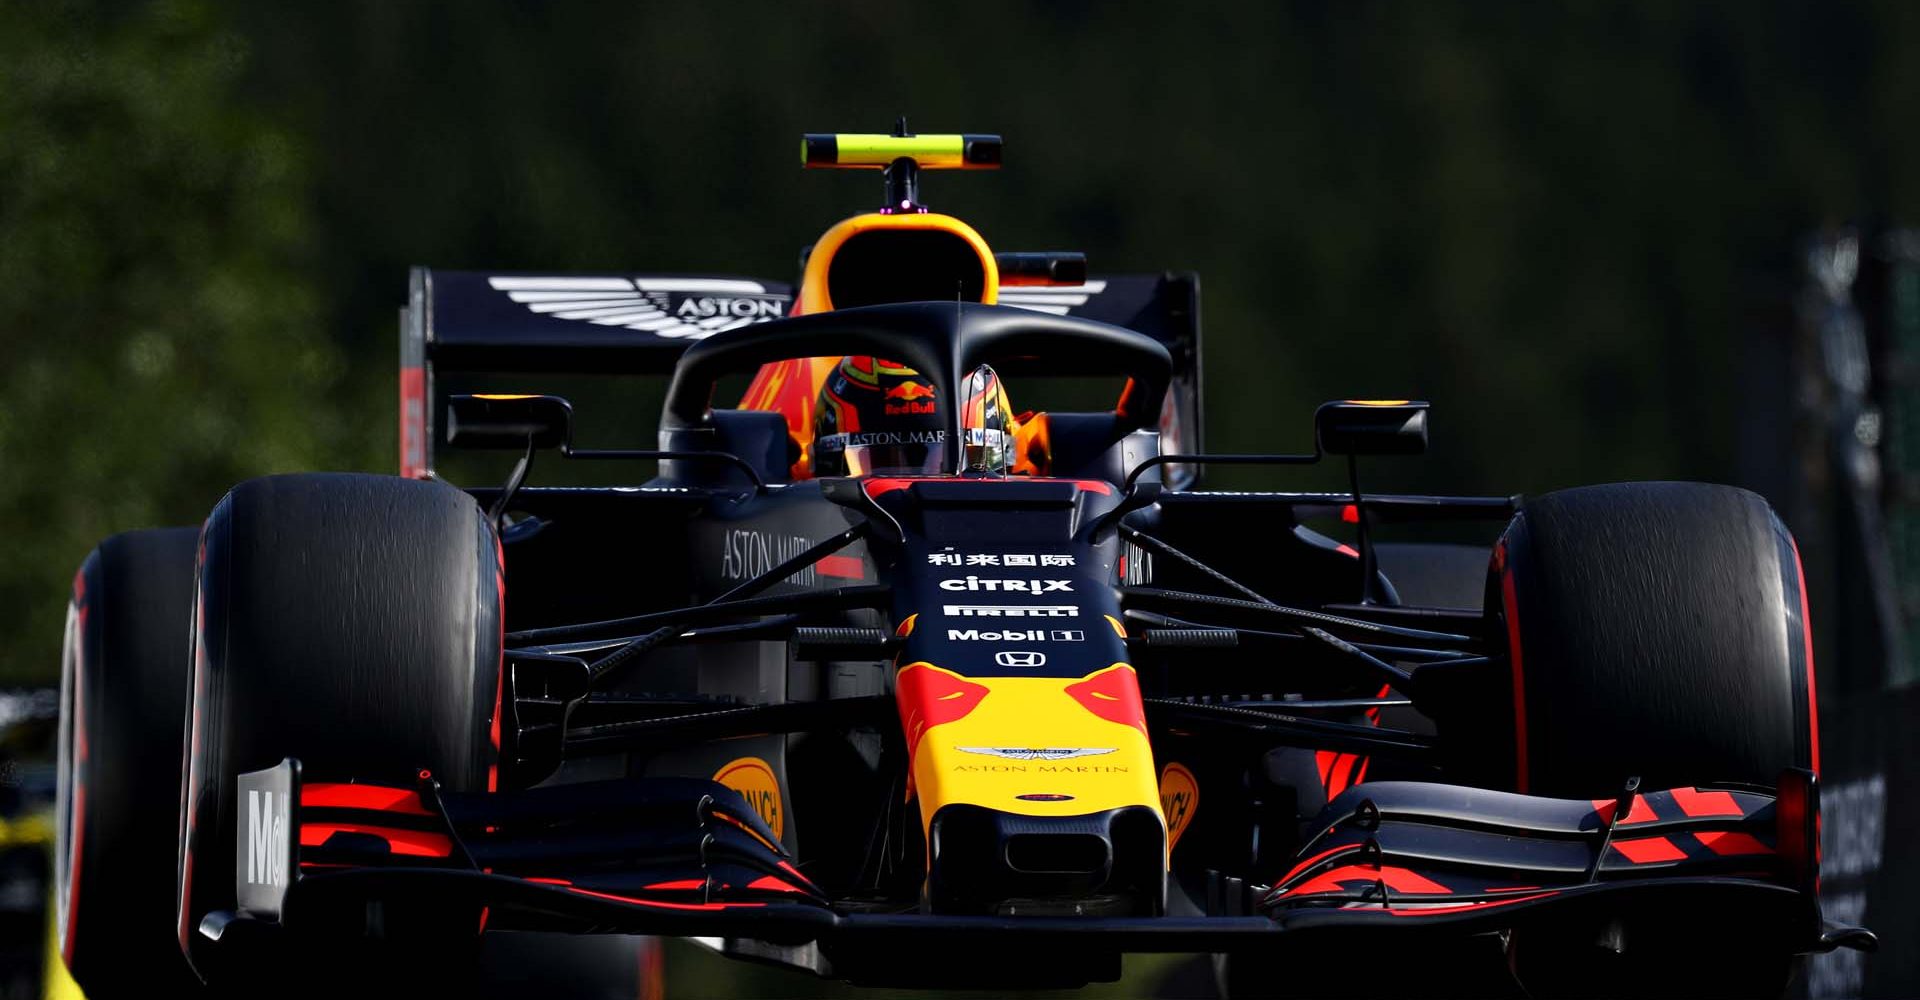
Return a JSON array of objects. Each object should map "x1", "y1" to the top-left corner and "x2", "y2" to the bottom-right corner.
[{"x1": 811, "y1": 356, "x2": 948, "y2": 476}]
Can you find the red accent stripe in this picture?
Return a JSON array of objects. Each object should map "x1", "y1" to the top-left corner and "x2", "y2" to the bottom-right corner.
[
  {"x1": 563, "y1": 886, "x2": 765, "y2": 911},
  {"x1": 1694, "y1": 830, "x2": 1773, "y2": 857},
  {"x1": 1341, "y1": 504, "x2": 1360, "y2": 524},
  {"x1": 1776, "y1": 768, "x2": 1814, "y2": 877},
  {"x1": 1669, "y1": 786, "x2": 1744, "y2": 818},
  {"x1": 1365, "y1": 683, "x2": 1392, "y2": 725},
  {"x1": 1334, "y1": 543, "x2": 1359, "y2": 558},
  {"x1": 746, "y1": 875, "x2": 805, "y2": 893},
  {"x1": 63, "y1": 772, "x2": 85, "y2": 965},
  {"x1": 1283, "y1": 864, "x2": 1450, "y2": 897},
  {"x1": 489, "y1": 533, "x2": 505, "y2": 793},
  {"x1": 1788, "y1": 534, "x2": 1821, "y2": 774},
  {"x1": 1323, "y1": 753, "x2": 1347, "y2": 797},
  {"x1": 399, "y1": 366, "x2": 427, "y2": 479},
  {"x1": 1344, "y1": 682, "x2": 1390, "y2": 784},
  {"x1": 1497, "y1": 541, "x2": 1529, "y2": 792},
  {"x1": 301, "y1": 783, "x2": 432, "y2": 816},
  {"x1": 301, "y1": 822, "x2": 453, "y2": 858},
  {"x1": 1275, "y1": 843, "x2": 1364, "y2": 888},
  {"x1": 712, "y1": 811, "x2": 783, "y2": 853},
  {"x1": 1326, "y1": 753, "x2": 1362, "y2": 799},
  {"x1": 775, "y1": 860, "x2": 816, "y2": 888},
  {"x1": 1592, "y1": 795, "x2": 1659, "y2": 826},
  {"x1": 1315, "y1": 750, "x2": 1338, "y2": 788},
  {"x1": 525, "y1": 876, "x2": 572, "y2": 885},
  {"x1": 1610, "y1": 836, "x2": 1687, "y2": 864},
  {"x1": 815, "y1": 553, "x2": 865, "y2": 579},
  {"x1": 1339, "y1": 753, "x2": 1362, "y2": 795},
  {"x1": 642, "y1": 879, "x2": 705, "y2": 891},
  {"x1": 863, "y1": 476, "x2": 1113, "y2": 498}
]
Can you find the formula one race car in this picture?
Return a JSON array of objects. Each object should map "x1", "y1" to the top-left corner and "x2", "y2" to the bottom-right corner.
[{"x1": 55, "y1": 127, "x2": 1874, "y2": 998}]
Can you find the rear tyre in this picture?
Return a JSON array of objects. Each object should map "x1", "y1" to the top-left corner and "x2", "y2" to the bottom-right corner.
[
  {"x1": 1494, "y1": 481, "x2": 1816, "y2": 999},
  {"x1": 176, "y1": 473, "x2": 501, "y2": 982},
  {"x1": 55, "y1": 527, "x2": 201, "y2": 997}
]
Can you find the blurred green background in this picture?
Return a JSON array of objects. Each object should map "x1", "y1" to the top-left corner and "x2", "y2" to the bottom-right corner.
[{"x1": 3, "y1": 0, "x2": 1918, "y2": 688}]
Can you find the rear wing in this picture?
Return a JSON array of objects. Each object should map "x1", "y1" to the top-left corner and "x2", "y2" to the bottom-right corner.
[
  {"x1": 400, "y1": 268, "x2": 796, "y2": 477},
  {"x1": 400, "y1": 268, "x2": 1202, "y2": 481}
]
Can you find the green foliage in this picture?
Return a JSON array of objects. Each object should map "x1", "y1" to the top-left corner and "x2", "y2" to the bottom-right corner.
[
  {"x1": 215, "y1": 0, "x2": 1920, "y2": 499},
  {"x1": 2, "y1": 0, "x2": 1918, "y2": 690},
  {"x1": 0, "y1": 0, "x2": 374, "y2": 683}
]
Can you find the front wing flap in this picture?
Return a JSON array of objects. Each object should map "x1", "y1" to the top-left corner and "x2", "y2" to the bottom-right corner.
[{"x1": 1266, "y1": 780, "x2": 1804, "y2": 912}]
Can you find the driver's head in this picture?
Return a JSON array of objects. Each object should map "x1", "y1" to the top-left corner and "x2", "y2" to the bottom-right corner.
[{"x1": 811, "y1": 356, "x2": 947, "y2": 477}]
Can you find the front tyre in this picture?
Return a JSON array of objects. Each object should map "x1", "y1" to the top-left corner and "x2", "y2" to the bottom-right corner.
[
  {"x1": 176, "y1": 473, "x2": 501, "y2": 981},
  {"x1": 55, "y1": 527, "x2": 201, "y2": 997},
  {"x1": 1494, "y1": 481, "x2": 1816, "y2": 999}
]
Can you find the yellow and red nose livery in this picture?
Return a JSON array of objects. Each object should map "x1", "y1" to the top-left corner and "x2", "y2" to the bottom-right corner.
[{"x1": 896, "y1": 661, "x2": 1162, "y2": 828}]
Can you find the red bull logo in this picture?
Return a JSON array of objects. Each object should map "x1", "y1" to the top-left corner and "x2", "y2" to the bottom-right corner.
[{"x1": 885, "y1": 380, "x2": 937, "y2": 415}]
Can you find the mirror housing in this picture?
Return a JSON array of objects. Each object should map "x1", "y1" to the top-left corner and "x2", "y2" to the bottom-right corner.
[
  {"x1": 960, "y1": 364, "x2": 1011, "y2": 474},
  {"x1": 994, "y1": 251, "x2": 1088, "y2": 287},
  {"x1": 1315, "y1": 400, "x2": 1429, "y2": 456},
  {"x1": 446, "y1": 394, "x2": 573, "y2": 450}
]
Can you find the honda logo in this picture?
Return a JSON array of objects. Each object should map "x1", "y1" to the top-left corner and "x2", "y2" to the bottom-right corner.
[{"x1": 995, "y1": 650, "x2": 1046, "y2": 668}]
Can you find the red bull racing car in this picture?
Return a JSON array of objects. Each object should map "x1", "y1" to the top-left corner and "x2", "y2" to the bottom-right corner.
[{"x1": 54, "y1": 127, "x2": 1875, "y2": 997}]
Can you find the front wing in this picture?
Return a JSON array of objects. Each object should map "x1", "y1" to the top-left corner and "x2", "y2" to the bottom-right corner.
[{"x1": 202, "y1": 760, "x2": 1869, "y2": 986}]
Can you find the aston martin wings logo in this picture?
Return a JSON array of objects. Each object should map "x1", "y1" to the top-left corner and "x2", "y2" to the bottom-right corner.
[
  {"x1": 993, "y1": 279, "x2": 1108, "y2": 316},
  {"x1": 487, "y1": 276, "x2": 790, "y2": 340},
  {"x1": 956, "y1": 747, "x2": 1117, "y2": 761}
]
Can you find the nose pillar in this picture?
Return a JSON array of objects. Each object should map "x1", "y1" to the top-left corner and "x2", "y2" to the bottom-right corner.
[{"x1": 927, "y1": 803, "x2": 1166, "y2": 916}]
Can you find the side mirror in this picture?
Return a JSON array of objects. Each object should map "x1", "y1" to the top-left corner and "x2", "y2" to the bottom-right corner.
[
  {"x1": 960, "y1": 364, "x2": 1010, "y2": 474},
  {"x1": 1315, "y1": 400, "x2": 1429, "y2": 456},
  {"x1": 446, "y1": 394, "x2": 573, "y2": 450}
]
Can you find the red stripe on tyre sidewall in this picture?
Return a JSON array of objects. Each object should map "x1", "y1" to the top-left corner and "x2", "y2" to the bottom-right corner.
[
  {"x1": 489, "y1": 531, "x2": 504, "y2": 792},
  {"x1": 1496, "y1": 539, "x2": 1529, "y2": 793},
  {"x1": 1786, "y1": 533, "x2": 1820, "y2": 775}
]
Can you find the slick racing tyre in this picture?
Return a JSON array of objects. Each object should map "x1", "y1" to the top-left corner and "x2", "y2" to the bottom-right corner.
[
  {"x1": 177, "y1": 473, "x2": 501, "y2": 983},
  {"x1": 1494, "y1": 481, "x2": 1816, "y2": 999},
  {"x1": 55, "y1": 527, "x2": 202, "y2": 997},
  {"x1": 1495, "y1": 481, "x2": 1816, "y2": 796}
]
